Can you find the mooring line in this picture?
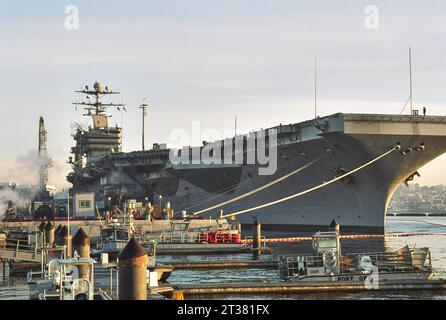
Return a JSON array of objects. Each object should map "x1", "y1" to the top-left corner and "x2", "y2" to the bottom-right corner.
[
  {"x1": 224, "y1": 146, "x2": 399, "y2": 218},
  {"x1": 189, "y1": 156, "x2": 324, "y2": 216},
  {"x1": 182, "y1": 154, "x2": 318, "y2": 212}
]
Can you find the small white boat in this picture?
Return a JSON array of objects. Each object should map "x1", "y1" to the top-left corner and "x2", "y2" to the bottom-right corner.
[{"x1": 278, "y1": 231, "x2": 434, "y2": 283}]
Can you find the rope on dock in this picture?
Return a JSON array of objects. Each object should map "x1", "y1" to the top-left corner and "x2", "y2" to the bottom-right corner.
[
  {"x1": 224, "y1": 146, "x2": 400, "y2": 218},
  {"x1": 190, "y1": 156, "x2": 324, "y2": 216},
  {"x1": 242, "y1": 232, "x2": 446, "y2": 244}
]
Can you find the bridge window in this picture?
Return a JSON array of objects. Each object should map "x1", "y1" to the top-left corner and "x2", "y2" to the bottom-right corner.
[{"x1": 79, "y1": 200, "x2": 91, "y2": 208}]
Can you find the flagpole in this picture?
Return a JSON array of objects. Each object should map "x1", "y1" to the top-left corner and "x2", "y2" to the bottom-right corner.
[{"x1": 67, "y1": 189, "x2": 70, "y2": 258}]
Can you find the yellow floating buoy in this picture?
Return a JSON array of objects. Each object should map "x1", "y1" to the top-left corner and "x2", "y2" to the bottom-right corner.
[{"x1": 171, "y1": 290, "x2": 184, "y2": 300}]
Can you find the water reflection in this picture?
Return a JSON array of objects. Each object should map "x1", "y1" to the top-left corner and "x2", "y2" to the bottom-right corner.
[{"x1": 1, "y1": 216, "x2": 446, "y2": 300}]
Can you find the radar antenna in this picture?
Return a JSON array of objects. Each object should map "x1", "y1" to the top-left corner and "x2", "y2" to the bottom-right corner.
[{"x1": 73, "y1": 82, "x2": 125, "y2": 128}]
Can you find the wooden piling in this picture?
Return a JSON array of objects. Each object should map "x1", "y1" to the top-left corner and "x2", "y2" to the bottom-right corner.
[
  {"x1": 38, "y1": 221, "x2": 46, "y2": 246},
  {"x1": 72, "y1": 227, "x2": 90, "y2": 279},
  {"x1": 252, "y1": 220, "x2": 261, "y2": 255},
  {"x1": 44, "y1": 221, "x2": 55, "y2": 247},
  {"x1": 57, "y1": 226, "x2": 72, "y2": 258},
  {"x1": 330, "y1": 219, "x2": 340, "y2": 233},
  {"x1": 55, "y1": 224, "x2": 63, "y2": 237},
  {"x1": 118, "y1": 237, "x2": 148, "y2": 300},
  {"x1": 2, "y1": 260, "x2": 5, "y2": 282}
]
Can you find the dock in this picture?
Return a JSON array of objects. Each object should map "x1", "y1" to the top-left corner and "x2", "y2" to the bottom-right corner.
[
  {"x1": 0, "y1": 239, "x2": 67, "y2": 264},
  {"x1": 0, "y1": 243, "x2": 42, "y2": 263},
  {"x1": 171, "y1": 279, "x2": 446, "y2": 296},
  {"x1": 155, "y1": 243, "x2": 250, "y2": 255}
]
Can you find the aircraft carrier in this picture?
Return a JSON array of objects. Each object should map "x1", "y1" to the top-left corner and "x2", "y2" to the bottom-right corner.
[{"x1": 67, "y1": 83, "x2": 446, "y2": 232}]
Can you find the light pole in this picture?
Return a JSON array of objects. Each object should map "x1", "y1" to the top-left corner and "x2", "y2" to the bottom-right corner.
[{"x1": 67, "y1": 189, "x2": 70, "y2": 240}]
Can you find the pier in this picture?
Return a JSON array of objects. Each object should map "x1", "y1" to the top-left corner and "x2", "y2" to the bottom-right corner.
[
  {"x1": 171, "y1": 279, "x2": 446, "y2": 297},
  {"x1": 0, "y1": 240, "x2": 42, "y2": 263}
]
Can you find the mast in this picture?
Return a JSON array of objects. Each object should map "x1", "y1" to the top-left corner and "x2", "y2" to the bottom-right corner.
[
  {"x1": 409, "y1": 47, "x2": 413, "y2": 115},
  {"x1": 314, "y1": 53, "x2": 318, "y2": 119},
  {"x1": 234, "y1": 115, "x2": 237, "y2": 136},
  {"x1": 67, "y1": 188, "x2": 70, "y2": 245},
  {"x1": 139, "y1": 100, "x2": 148, "y2": 151},
  {"x1": 73, "y1": 82, "x2": 124, "y2": 120}
]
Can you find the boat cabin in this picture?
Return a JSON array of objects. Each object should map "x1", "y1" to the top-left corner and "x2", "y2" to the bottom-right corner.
[
  {"x1": 99, "y1": 220, "x2": 133, "y2": 257},
  {"x1": 115, "y1": 213, "x2": 134, "y2": 227},
  {"x1": 100, "y1": 226, "x2": 131, "y2": 243}
]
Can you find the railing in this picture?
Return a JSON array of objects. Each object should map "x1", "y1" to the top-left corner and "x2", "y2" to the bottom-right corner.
[
  {"x1": 278, "y1": 254, "x2": 325, "y2": 280},
  {"x1": 1, "y1": 239, "x2": 40, "y2": 260},
  {"x1": 343, "y1": 248, "x2": 431, "y2": 271},
  {"x1": 143, "y1": 232, "x2": 204, "y2": 244},
  {"x1": 27, "y1": 248, "x2": 68, "y2": 284},
  {"x1": 143, "y1": 231, "x2": 241, "y2": 245},
  {"x1": 71, "y1": 278, "x2": 92, "y2": 300},
  {"x1": 97, "y1": 287, "x2": 113, "y2": 300},
  {"x1": 279, "y1": 248, "x2": 432, "y2": 280},
  {"x1": 159, "y1": 232, "x2": 202, "y2": 244}
]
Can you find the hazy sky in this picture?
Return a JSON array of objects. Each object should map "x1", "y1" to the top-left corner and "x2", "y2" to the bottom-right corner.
[{"x1": 0, "y1": 0, "x2": 446, "y2": 189}]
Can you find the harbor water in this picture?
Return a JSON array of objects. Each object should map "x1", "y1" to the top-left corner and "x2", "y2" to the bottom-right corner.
[{"x1": 2, "y1": 216, "x2": 446, "y2": 300}]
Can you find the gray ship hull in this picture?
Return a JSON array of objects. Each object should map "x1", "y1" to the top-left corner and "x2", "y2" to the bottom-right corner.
[
  {"x1": 155, "y1": 114, "x2": 446, "y2": 231},
  {"x1": 69, "y1": 113, "x2": 446, "y2": 232}
]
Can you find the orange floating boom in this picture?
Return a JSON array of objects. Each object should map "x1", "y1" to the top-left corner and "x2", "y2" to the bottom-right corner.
[{"x1": 242, "y1": 233, "x2": 446, "y2": 244}]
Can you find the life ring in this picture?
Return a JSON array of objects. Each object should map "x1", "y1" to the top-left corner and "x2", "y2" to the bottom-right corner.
[{"x1": 322, "y1": 250, "x2": 337, "y2": 268}]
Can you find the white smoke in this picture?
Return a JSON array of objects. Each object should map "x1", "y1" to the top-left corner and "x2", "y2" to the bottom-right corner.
[
  {"x1": 0, "y1": 150, "x2": 43, "y2": 186},
  {"x1": 0, "y1": 149, "x2": 67, "y2": 187},
  {"x1": 0, "y1": 149, "x2": 52, "y2": 220},
  {"x1": 0, "y1": 188, "x2": 35, "y2": 220}
]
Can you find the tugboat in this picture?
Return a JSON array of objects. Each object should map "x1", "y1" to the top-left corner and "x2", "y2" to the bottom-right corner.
[
  {"x1": 96, "y1": 218, "x2": 134, "y2": 259},
  {"x1": 95, "y1": 221, "x2": 173, "y2": 282},
  {"x1": 278, "y1": 231, "x2": 434, "y2": 282},
  {"x1": 27, "y1": 256, "x2": 111, "y2": 300}
]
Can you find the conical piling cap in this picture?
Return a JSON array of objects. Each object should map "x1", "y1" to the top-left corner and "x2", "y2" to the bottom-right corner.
[
  {"x1": 55, "y1": 224, "x2": 62, "y2": 235},
  {"x1": 73, "y1": 227, "x2": 89, "y2": 246},
  {"x1": 329, "y1": 219, "x2": 340, "y2": 231},
  {"x1": 44, "y1": 221, "x2": 54, "y2": 231},
  {"x1": 38, "y1": 221, "x2": 46, "y2": 231},
  {"x1": 118, "y1": 237, "x2": 147, "y2": 261},
  {"x1": 58, "y1": 225, "x2": 68, "y2": 237}
]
